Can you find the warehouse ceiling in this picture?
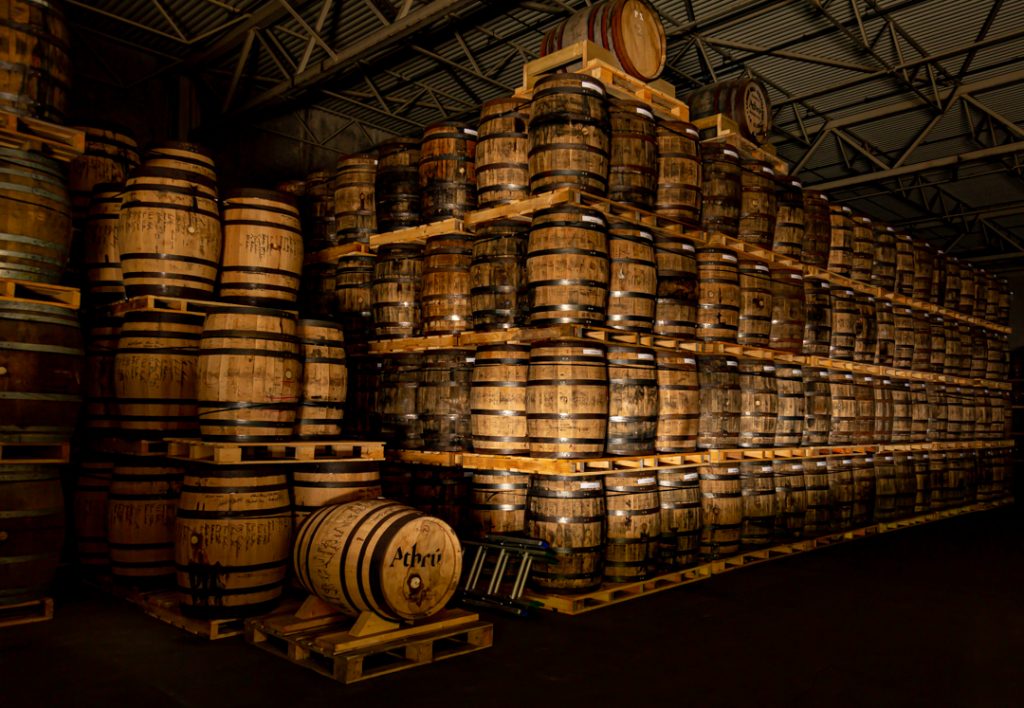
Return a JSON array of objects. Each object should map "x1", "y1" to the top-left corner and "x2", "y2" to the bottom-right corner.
[{"x1": 65, "y1": 0, "x2": 1024, "y2": 270}]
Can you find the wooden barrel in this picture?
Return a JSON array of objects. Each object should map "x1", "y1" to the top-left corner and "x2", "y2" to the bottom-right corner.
[
  {"x1": 687, "y1": 79, "x2": 772, "y2": 144},
  {"x1": 700, "y1": 144, "x2": 741, "y2": 236},
  {"x1": 411, "y1": 466, "x2": 471, "y2": 531},
  {"x1": 828, "y1": 286, "x2": 857, "y2": 360},
  {"x1": 175, "y1": 467, "x2": 292, "y2": 617},
  {"x1": 421, "y1": 233, "x2": 473, "y2": 335},
  {"x1": 108, "y1": 457, "x2": 182, "y2": 581},
  {"x1": 527, "y1": 340, "x2": 608, "y2": 459},
  {"x1": 986, "y1": 332, "x2": 1006, "y2": 380},
  {"x1": 375, "y1": 138, "x2": 420, "y2": 232},
  {"x1": 539, "y1": 0, "x2": 667, "y2": 81},
  {"x1": 68, "y1": 125, "x2": 139, "y2": 223},
  {"x1": 0, "y1": 299, "x2": 83, "y2": 442},
  {"x1": 606, "y1": 224, "x2": 657, "y2": 331},
  {"x1": 526, "y1": 204, "x2": 609, "y2": 326},
  {"x1": 968, "y1": 326, "x2": 985, "y2": 379},
  {"x1": 874, "y1": 377, "x2": 894, "y2": 443},
  {"x1": 911, "y1": 311, "x2": 931, "y2": 371},
  {"x1": 770, "y1": 268, "x2": 805, "y2": 353},
  {"x1": 699, "y1": 463, "x2": 742, "y2": 560},
  {"x1": 144, "y1": 142, "x2": 217, "y2": 184},
  {"x1": 655, "y1": 351, "x2": 699, "y2": 453},
  {"x1": 697, "y1": 247, "x2": 740, "y2": 341},
  {"x1": 527, "y1": 475, "x2": 605, "y2": 593},
  {"x1": 928, "y1": 451, "x2": 948, "y2": 511},
  {"x1": 372, "y1": 243, "x2": 423, "y2": 339},
  {"x1": 475, "y1": 97, "x2": 530, "y2": 207},
  {"x1": 469, "y1": 470, "x2": 529, "y2": 537},
  {"x1": 333, "y1": 154, "x2": 377, "y2": 245},
  {"x1": 114, "y1": 309, "x2": 203, "y2": 438},
  {"x1": 470, "y1": 344, "x2": 529, "y2": 456},
  {"x1": 891, "y1": 380, "x2": 912, "y2": 443},
  {"x1": 827, "y1": 205, "x2": 854, "y2": 277},
  {"x1": 909, "y1": 382, "x2": 929, "y2": 442},
  {"x1": 772, "y1": 176, "x2": 805, "y2": 258},
  {"x1": 118, "y1": 166, "x2": 221, "y2": 299},
  {"x1": 379, "y1": 462, "x2": 413, "y2": 505},
  {"x1": 419, "y1": 121, "x2": 476, "y2": 222},
  {"x1": 0, "y1": 0, "x2": 70, "y2": 122},
  {"x1": 740, "y1": 461, "x2": 775, "y2": 549},
  {"x1": 892, "y1": 452, "x2": 916, "y2": 517},
  {"x1": 926, "y1": 383, "x2": 948, "y2": 442},
  {"x1": 852, "y1": 374, "x2": 876, "y2": 446},
  {"x1": 74, "y1": 456, "x2": 112, "y2": 569},
  {"x1": 943, "y1": 256, "x2": 961, "y2": 311},
  {"x1": 875, "y1": 300, "x2": 895, "y2": 366},
  {"x1": 996, "y1": 278, "x2": 1010, "y2": 323},
  {"x1": 657, "y1": 466, "x2": 701, "y2": 568},
  {"x1": 82, "y1": 184, "x2": 125, "y2": 305},
  {"x1": 801, "y1": 190, "x2": 831, "y2": 268},
  {"x1": 84, "y1": 314, "x2": 121, "y2": 433},
  {"x1": 416, "y1": 350, "x2": 473, "y2": 452},
  {"x1": 291, "y1": 460, "x2": 381, "y2": 526},
  {"x1": 802, "y1": 278, "x2": 832, "y2": 356},
  {"x1": 772, "y1": 459, "x2": 806, "y2": 539},
  {"x1": 930, "y1": 249, "x2": 948, "y2": 307},
  {"x1": 827, "y1": 456, "x2": 854, "y2": 531},
  {"x1": 608, "y1": 99, "x2": 658, "y2": 208},
  {"x1": 294, "y1": 499, "x2": 461, "y2": 620},
  {"x1": 653, "y1": 234, "x2": 697, "y2": 337},
  {"x1": 738, "y1": 360, "x2": 777, "y2": 448},
  {"x1": 828, "y1": 371, "x2": 856, "y2": 445},
  {"x1": 850, "y1": 214, "x2": 874, "y2": 284},
  {"x1": 0, "y1": 464, "x2": 64, "y2": 604},
  {"x1": 911, "y1": 240, "x2": 934, "y2": 303},
  {"x1": 802, "y1": 458, "x2": 831, "y2": 535},
  {"x1": 655, "y1": 121, "x2": 702, "y2": 227},
  {"x1": 738, "y1": 160, "x2": 777, "y2": 248},
  {"x1": 604, "y1": 471, "x2": 660, "y2": 581},
  {"x1": 946, "y1": 386, "x2": 964, "y2": 441},
  {"x1": 928, "y1": 315, "x2": 946, "y2": 374},
  {"x1": 802, "y1": 367, "x2": 831, "y2": 446},
  {"x1": 894, "y1": 231, "x2": 915, "y2": 297},
  {"x1": 737, "y1": 260, "x2": 772, "y2": 347},
  {"x1": 697, "y1": 355, "x2": 740, "y2": 449},
  {"x1": 0, "y1": 148, "x2": 72, "y2": 283},
  {"x1": 606, "y1": 345, "x2": 658, "y2": 455},
  {"x1": 470, "y1": 220, "x2": 528, "y2": 331},
  {"x1": 943, "y1": 322, "x2": 962, "y2": 377},
  {"x1": 892, "y1": 306, "x2": 914, "y2": 369},
  {"x1": 196, "y1": 308, "x2": 301, "y2": 442},
  {"x1": 850, "y1": 455, "x2": 876, "y2": 527},
  {"x1": 871, "y1": 223, "x2": 896, "y2": 292},
  {"x1": 911, "y1": 452, "x2": 930, "y2": 512},
  {"x1": 334, "y1": 253, "x2": 375, "y2": 342},
  {"x1": 775, "y1": 364, "x2": 804, "y2": 448},
  {"x1": 294, "y1": 320, "x2": 347, "y2": 440},
  {"x1": 376, "y1": 354, "x2": 422, "y2": 449},
  {"x1": 852, "y1": 292, "x2": 877, "y2": 365},
  {"x1": 528, "y1": 73, "x2": 609, "y2": 196}
]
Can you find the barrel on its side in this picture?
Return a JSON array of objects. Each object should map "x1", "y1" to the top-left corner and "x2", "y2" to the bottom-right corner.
[{"x1": 686, "y1": 79, "x2": 772, "y2": 144}]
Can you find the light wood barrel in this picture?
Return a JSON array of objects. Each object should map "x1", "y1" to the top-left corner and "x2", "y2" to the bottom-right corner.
[
  {"x1": 291, "y1": 460, "x2": 382, "y2": 525},
  {"x1": 69, "y1": 125, "x2": 139, "y2": 223},
  {"x1": 334, "y1": 253, "x2": 375, "y2": 342},
  {"x1": 740, "y1": 461, "x2": 775, "y2": 549},
  {"x1": 802, "y1": 367, "x2": 831, "y2": 446},
  {"x1": 894, "y1": 231, "x2": 915, "y2": 297},
  {"x1": 770, "y1": 268, "x2": 805, "y2": 353},
  {"x1": 875, "y1": 300, "x2": 895, "y2": 366},
  {"x1": 0, "y1": 0, "x2": 70, "y2": 122},
  {"x1": 874, "y1": 377, "x2": 894, "y2": 443},
  {"x1": 802, "y1": 458, "x2": 831, "y2": 535},
  {"x1": 376, "y1": 354, "x2": 421, "y2": 449},
  {"x1": 196, "y1": 308, "x2": 301, "y2": 442},
  {"x1": 175, "y1": 467, "x2": 292, "y2": 617},
  {"x1": 108, "y1": 457, "x2": 182, "y2": 581},
  {"x1": 527, "y1": 475, "x2": 606, "y2": 593},
  {"x1": 699, "y1": 463, "x2": 742, "y2": 560},
  {"x1": 539, "y1": 0, "x2": 667, "y2": 81},
  {"x1": 74, "y1": 456, "x2": 113, "y2": 569},
  {"x1": 772, "y1": 176, "x2": 805, "y2": 257},
  {"x1": 802, "y1": 278, "x2": 831, "y2": 356},
  {"x1": 891, "y1": 380, "x2": 912, "y2": 443},
  {"x1": 773, "y1": 459, "x2": 806, "y2": 539},
  {"x1": 655, "y1": 121, "x2": 702, "y2": 227},
  {"x1": 606, "y1": 345, "x2": 658, "y2": 456},
  {"x1": 529, "y1": 73, "x2": 609, "y2": 197},
  {"x1": 827, "y1": 204, "x2": 854, "y2": 276},
  {"x1": 700, "y1": 144, "x2": 741, "y2": 236},
  {"x1": 144, "y1": 142, "x2": 217, "y2": 184},
  {"x1": 604, "y1": 471, "x2": 660, "y2": 581},
  {"x1": 892, "y1": 452, "x2": 916, "y2": 517},
  {"x1": 416, "y1": 350, "x2": 473, "y2": 452},
  {"x1": 909, "y1": 382, "x2": 928, "y2": 442},
  {"x1": 419, "y1": 122, "x2": 477, "y2": 222},
  {"x1": 114, "y1": 310, "x2": 203, "y2": 438},
  {"x1": 871, "y1": 223, "x2": 896, "y2": 292},
  {"x1": 0, "y1": 464, "x2": 64, "y2": 604},
  {"x1": 333, "y1": 154, "x2": 377, "y2": 245},
  {"x1": 294, "y1": 499, "x2": 461, "y2": 620},
  {"x1": 608, "y1": 98, "x2": 658, "y2": 208},
  {"x1": 84, "y1": 314, "x2": 121, "y2": 433},
  {"x1": 850, "y1": 454, "x2": 876, "y2": 527},
  {"x1": 737, "y1": 260, "x2": 772, "y2": 347},
  {"x1": 943, "y1": 321, "x2": 962, "y2": 377},
  {"x1": 527, "y1": 340, "x2": 608, "y2": 459},
  {"x1": 294, "y1": 320, "x2": 347, "y2": 440},
  {"x1": 470, "y1": 220, "x2": 528, "y2": 331},
  {"x1": 852, "y1": 292, "x2": 877, "y2": 365},
  {"x1": 657, "y1": 466, "x2": 701, "y2": 568},
  {"x1": 653, "y1": 234, "x2": 698, "y2": 338},
  {"x1": 829, "y1": 286, "x2": 857, "y2": 360},
  {"x1": 82, "y1": 184, "x2": 125, "y2": 305},
  {"x1": 853, "y1": 374, "x2": 876, "y2": 446},
  {"x1": 0, "y1": 299, "x2": 84, "y2": 442},
  {"x1": 476, "y1": 97, "x2": 530, "y2": 206},
  {"x1": 697, "y1": 247, "x2": 740, "y2": 342},
  {"x1": 738, "y1": 160, "x2": 777, "y2": 248},
  {"x1": 698, "y1": 355, "x2": 740, "y2": 449},
  {"x1": 850, "y1": 214, "x2": 874, "y2": 284},
  {"x1": 118, "y1": 166, "x2": 221, "y2": 299},
  {"x1": 775, "y1": 364, "x2": 804, "y2": 447},
  {"x1": 526, "y1": 204, "x2": 609, "y2": 326},
  {"x1": 801, "y1": 190, "x2": 831, "y2": 268},
  {"x1": 0, "y1": 148, "x2": 72, "y2": 283},
  {"x1": 687, "y1": 78, "x2": 772, "y2": 143},
  {"x1": 469, "y1": 470, "x2": 529, "y2": 537},
  {"x1": 470, "y1": 344, "x2": 529, "y2": 455},
  {"x1": 411, "y1": 466, "x2": 471, "y2": 531},
  {"x1": 739, "y1": 360, "x2": 777, "y2": 449},
  {"x1": 827, "y1": 456, "x2": 854, "y2": 531},
  {"x1": 828, "y1": 371, "x2": 856, "y2": 445},
  {"x1": 911, "y1": 312, "x2": 931, "y2": 372},
  {"x1": 655, "y1": 351, "x2": 699, "y2": 453},
  {"x1": 375, "y1": 138, "x2": 420, "y2": 232},
  {"x1": 606, "y1": 224, "x2": 657, "y2": 332},
  {"x1": 372, "y1": 243, "x2": 423, "y2": 339},
  {"x1": 421, "y1": 233, "x2": 473, "y2": 334}
]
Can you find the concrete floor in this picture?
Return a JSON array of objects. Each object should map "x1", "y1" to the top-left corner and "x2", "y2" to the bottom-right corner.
[{"x1": 2, "y1": 506, "x2": 1022, "y2": 708}]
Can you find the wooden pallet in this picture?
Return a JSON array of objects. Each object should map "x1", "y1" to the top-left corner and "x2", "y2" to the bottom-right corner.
[
  {"x1": 0, "y1": 111, "x2": 85, "y2": 161},
  {"x1": 0, "y1": 597, "x2": 54, "y2": 629},
  {"x1": 246, "y1": 602, "x2": 493, "y2": 684},
  {"x1": 166, "y1": 438, "x2": 386, "y2": 465},
  {"x1": 693, "y1": 113, "x2": 788, "y2": 175},
  {"x1": 127, "y1": 590, "x2": 250, "y2": 640},
  {"x1": 0, "y1": 277, "x2": 80, "y2": 310},
  {"x1": 106, "y1": 294, "x2": 298, "y2": 318},
  {"x1": 0, "y1": 440, "x2": 70, "y2": 464},
  {"x1": 303, "y1": 241, "x2": 372, "y2": 265},
  {"x1": 94, "y1": 437, "x2": 171, "y2": 457}
]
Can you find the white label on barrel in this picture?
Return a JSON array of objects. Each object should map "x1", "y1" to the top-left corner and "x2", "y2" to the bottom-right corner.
[
  {"x1": 843, "y1": 458, "x2": 852, "y2": 464},
  {"x1": 582, "y1": 348, "x2": 603, "y2": 356},
  {"x1": 865, "y1": 457, "x2": 874, "y2": 463},
  {"x1": 579, "y1": 481, "x2": 601, "y2": 490},
  {"x1": 465, "y1": 357, "x2": 476, "y2": 364},
  {"x1": 817, "y1": 461, "x2": 827, "y2": 467},
  {"x1": 722, "y1": 253, "x2": 738, "y2": 262},
  {"x1": 686, "y1": 128, "x2": 699, "y2": 137},
  {"x1": 636, "y1": 106, "x2": 654, "y2": 119},
  {"x1": 790, "y1": 273, "x2": 803, "y2": 280},
  {"x1": 638, "y1": 477, "x2": 656, "y2": 485},
  {"x1": 864, "y1": 376, "x2": 873, "y2": 383},
  {"x1": 762, "y1": 165, "x2": 774, "y2": 175},
  {"x1": 683, "y1": 243, "x2": 695, "y2": 252},
  {"x1": 684, "y1": 357, "x2": 696, "y2": 364},
  {"x1": 638, "y1": 352, "x2": 654, "y2": 360},
  {"x1": 755, "y1": 264, "x2": 769, "y2": 273},
  {"x1": 844, "y1": 373, "x2": 853, "y2": 380},
  {"x1": 728, "y1": 467, "x2": 739, "y2": 473},
  {"x1": 724, "y1": 148, "x2": 739, "y2": 159},
  {"x1": 582, "y1": 214, "x2": 604, "y2": 225},
  {"x1": 884, "y1": 455, "x2": 893, "y2": 461},
  {"x1": 883, "y1": 379, "x2": 892, "y2": 385},
  {"x1": 582, "y1": 80, "x2": 604, "y2": 94},
  {"x1": 764, "y1": 365, "x2": 775, "y2": 372},
  {"x1": 726, "y1": 359, "x2": 738, "y2": 366},
  {"x1": 463, "y1": 128, "x2": 478, "y2": 136}
]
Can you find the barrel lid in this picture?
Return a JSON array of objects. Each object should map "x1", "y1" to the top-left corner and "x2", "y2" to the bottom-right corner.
[
  {"x1": 423, "y1": 121, "x2": 478, "y2": 136},
  {"x1": 223, "y1": 188, "x2": 298, "y2": 208},
  {"x1": 336, "y1": 152, "x2": 379, "y2": 169}
]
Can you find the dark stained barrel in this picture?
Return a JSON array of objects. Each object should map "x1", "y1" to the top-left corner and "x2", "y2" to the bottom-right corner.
[
  {"x1": 108, "y1": 457, "x2": 182, "y2": 582},
  {"x1": 608, "y1": 98, "x2": 658, "y2": 208},
  {"x1": 699, "y1": 463, "x2": 742, "y2": 560},
  {"x1": 686, "y1": 78, "x2": 772, "y2": 144},
  {"x1": 411, "y1": 466, "x2": 471, "y2": 531},
  {"x1": 653, "y1": 234, "x2": 698, "y2": 338},
  {"x1": 656, "y1": 351, "x2": 699, "y2": 453},
  {"x1": 928, "y1": 451, "x2": 948, "y2": 510},
  {"x1": 802, "y1": 190, "x2": 831, "y2": 268},
  {"x1": 911, "y1": 312, "x2": 931, "y2": 372},
  {"x1": 829, "y1": 286, "x2": 857, "y2": 361},
  {"x1": 333, "y1": 154, "x2": 377, "y2": 245},
  {"x1": 334, "y1": 253, "x2": 375, "y2": 342},
  {"x1": 527, "y1": 340, "x2": 608, "y2": 459},
  {"x1": 606, "y1": 224, "x2": 657, "y2": 332},
  {"x1": 698, "y1": 355, "x2": 740, "y2": 449},
  {"x1": 299, "y1": 170, "x2": 335, "y2": 252},
  {"x1": 420, "y1": 234, "x2": 473, "y2": 335},
  {"x1": 773, "y1": 459, "x2": 806, "y2": 539},
  {"x1": 419, "y1": 121, "x2": 477, "y2": 222},
  {"x1": 70, "y1": 126, "x2": 138, "y2": 223},
  {"x1": 871, "y1": 223, "x2": 897, "y2": 292},
  {"x1": 828, "y1": 371, "x2": 856, "y2": 445},
  {"x1": 697, "y1": 247, "x2": 740, "y2": 342},
  {"x1": 873, "y1": 377, "x2": 894, "y2": 444},
  {"x1": 527, "y1": 475, "x2": 606, "y2": 593},
  {"x1": 772, "y1": 176, "x2": 805, "y2": 258},
  {"x1": 0, "y1": 465, "x2": 64, "y2": 604},
  {"x1": 470, "y1": 220, "x2": 529, "y2": 331},
  {"x1": 912, "y1": 452, "x2": 930, "y2": 513},
  {"x1": 892, "y1": 305, "x2": 914, "y2": 369},
  {"x1": 802, "y1": 278, "x2": 832, "y2": 356},
  {"x1": 655, "y1": 121, "x2": 702, "y2": 227},
  {"x1": 83, "y1": 314, "x2": 121, "y2": 434},
  {"x1": 775, "y1": 364, "x2": 804, "y2": 447},
  {"x1": 375, "y1": 138, "x2": 421, "y2": 231},
  {"x1": 930, "y1": 249, "x2": 948, "y2": 308},
  {"x1": 928, "y1": 315, "x2": 946, "y2": 375},
  {"x1": 850, "y1": 214, "x2": 874, "y2": 284},
  {"x1": 850, "y1": 454, "x2": 876, "y2": 527},
  {"x1": 469, "y1": 470, "x2": 529, "y2": 537},
  {"x1": 606, "y1": 346, "x2": 658, "y2": 456},
  {"x1": 875, "y1": 300, "x2": 895, "y2": 367},
  {"x1": 827, "y1": 456, "x2": 854, "y2": 531},
  {"x1": 416, "y1": 350, "x2": 473, "y2": 452},
  {"x1": 0, "y1": 0, "x2": 70, "y2": 122},
  {"x1": 853, "y1": 374, "x2": 876, "y2": 446},
  {"x1": 657, "y1": 466, "x2": 702, "y2": 568},
  {"x1": 700, "y1": 144, "x2": 741, "y2": 236},
  {"x1": 912, "y1": 240, "x2": 934, "y2": 303},
  {"x1": 738, "y1": 159, "x2": 776, "y2": 248},
  {"x1": 737, "y1": 260, "x2": 772, "y2": 347},
  {"x1": 769, "y1": 268, "x2": 805, "y2": 353},
  {"x1": 603, "y1": 471, "x2": 660, "y2": 581},
  {"x1": 802, "y1": 367, "x2": 831, "y2": 446},
  {"x1": 470, "y1": 344, "x2": 529, "y2": 456},
  {"x1": 802, "y1": 458, "x2": 831, "y2": 535},
  {"x1": 475, "y1": 97, "x2": 530, "y2": 206},
  {"x1": 910, "y1": 382, "x2": 929, "y2": 442},
  {"x1": 893, "y1": 452, "x2": 916, "y2": 517},
  {"x1": 852, "y1": 292, "x2": 877, "y2": 365},
  {"x1": 82, "y1": 185, "x2": 125, "y2": 305},
  {"x1": 827, "y1": 204, "x2": 854, "y2": 277},
  {"x1": 894, "y1": 230, "x2": 915, "y2": 297},
  {"x1": 372, "y1": 243, "x2": 423, "y2": 339},
  {"x1": 740, "y1": 461, "x2": 775, "y2": 549},
  {"x1": 376, "y1": 354, "x2": 422, "y2": 449},
  {"x1": 738, "y1": 360, "x2": 777, "y2": 448},
  {"x1": 74, "y1": 456, "x2": 112, "y2": 570},
  {"x1": 891, "y1": 379, "x2": 912, "y2": 443},
  {"x1": 926, "y1": 383, "x2": 947, "y2": 442}
]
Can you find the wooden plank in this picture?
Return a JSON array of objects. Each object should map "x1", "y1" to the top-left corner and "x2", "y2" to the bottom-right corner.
[
  {"x1": 129, "y1": 590, "x2": 250, "y2": 640},
  {"x1": 166, "y1": 439, "x2": 386, "y2": 465},
  {"x1": 0, "y1": 111, "x2": 85, "y2": 162},
  {"x1": 303, "y1": 241, "x2": 372, "y2": 265},
  {"x1": 0, "y1": 597, "x2": 53, "y2": 628},
  {"x1": 370, "y1": 219, "x2": 467, "y2": 248},
  {"x1": 0, "y1": 441, "x2": 70, "y2": 464},
  {"x1": 0, "y1": 278, "x2": 80, "y2": 310},
  {"x1": 464, "y1": 188, "x2": 577, "y2": 227}
]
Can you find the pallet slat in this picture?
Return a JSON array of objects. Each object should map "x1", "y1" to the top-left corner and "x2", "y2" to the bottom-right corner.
[
  {"x1": 0, "y1": 278, "x2": 80, "y2": 310},
  {"x1": 0, "y1": 597, "x2": 53, "y2": 628},
  {"x1": 165, "y1": 438, "x2": 386, "y2": 465},
  {"x1": 0, "y1": 112, "x2": 85, "y2": 162},
  {"x1": 0, "y1": 441, "x2": 70, "y2": 464}
]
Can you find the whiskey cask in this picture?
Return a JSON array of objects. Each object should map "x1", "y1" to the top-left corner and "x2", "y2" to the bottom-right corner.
[
  {"x1": 912, "y1": 240, "x2": 934, "y2": 303},
  {"x1": 527, "y1": 340, "x2": 608, "y2": 459},
  {"x1": 699, "y1": 463, "x2": 742, "y2": 560},
  {"x1": 738, "y1": 159, "x2": 776, "y2": 248},
  {"x1": 655, "y1": 121, "x2": 702, "y2": 227},
  {"x1": 928, "y1": 315, "x2": 946, "y2": 374},
  {"x1": 850, "y1": 454, "x2": 876, "y2": 526},
  {"x1": 74, "y1": 456, "x2": 112, "y2": 569},
  {"x1": 376, "y1": 354, "x2": 422, "y2": 449},
  {"x1": 687, "y1": 78, "x2": 772, "y2": 143},
  {"x1": 740, "y1": 461, "x2": 775, "y2": 549},
  {"x1": 852, "y1": 374, "x2": 876, "y2": 446},
  {"x1": 697, "y1": 355, "x2": 740, "y2": 449},
  {"x1": 775, "y1": 364, "x2": 805, "y2": 447},
  {"x1": 827, "y1": 205, "x2": 854, "y2": 277},
  {"x1": 292, "y1": 460, "x2": 382, "y2": 525},
  {"x1": 892, "y1": 306, "x2": 914, "y2": 369},
  {"x1": 419, "y1": 121, "x2": 477, "y2": 222},
  {"x1": 943, "y1": 256, "x2": 961, "y2": 311},
  {"x1": 873, "y1": 377, "x2": 894, "y2": 444},
  {"x1": 802, "y1": 190, "x2": 831, "y2": 268},
  {"x1": 475, "y1": 97, "x2": 530, "y2": 206},
  {"x1": 738, "y1": 360, "x2": 777, "y2": 448},
  {"x1": 606, "y1": 224, "x2": 657, "y2": 332},
  {"x1": 926, "y1": 383, "x2": 948, "y2": 442},
  {"x1": 928, "y1": 451, "x2": 948, "y2": 511},
  {"x1": 294, "y1": 320, "x2": 347, "y2": 440},
  {"x1": 421, "y1": 233, "x2": 473, "y2": 335},
  {"x1": 0, "y1": 464, "x2": 64, "y2": 604},
  {"x1": 653, "y1": 234, "x2": 698, "y2": 338},
  {"x1": 893, "y1": 452, "x2": 916, "y2": 517},
  {"x1": 416, "y1": 350, "x2": 473, "y2": 452},
  {"x1": 802, "y1": 367, "x2": 831, "y2": 446},
  {"x1": 894, "y1": 230, "x2": 915, "y2": 297},
  {"x1": 959, "y1": 265, "x2": 976, "y2": 316},
  {"x1": 696, "y1": 247, "x2": 740, "y2": 342},
  {"x1": 802, "y1": 278, "x2": 832, "y2": 356},
  {"x1": 606, "y1": 345, "x2": 658, "y2": 455},
  {"x1": 773, "y1": 459, "x2": 806, "y2": 539},
  {"x1": 334, "y1": 253, "x2": 375, "y2": 343},
  {"x1": 298, "y1": 261, "x2": 337, "y2": 320},
  {"x1": 930, "y1": 249, "x2": 948, "y2": 307},
  {"x1": 604, "y1": 471, "x2": 660, "y2": 581},
  {"x1": 802, "y1": 458, "x2": 832, "y2": 535},
  {"x1": 470, "y1": 220, "x2": 529, "y2": 331},
  {"x1": 909, "y1": 382, "x2": 929, "y2": 442},
  {"x1": 470, "y1": 344, "x2": 530, "y2": 455},
  {"x1": 82, "y1": 185, "x2": 125, "y2": 305},
  {"x1": 333, "y1": 154, "x2": 377, "y2": 245},
  {"x1": 527, "y1": 475, "x2": 606, "y2": 593},
  {"x1": 0, "y1": 0, "x2": 70, "y2": 122},
  {"x1": 108, "y1": 457, "x2": 182, "y2": 581},
  {"x1": 827, "y1": 456, "x2": 854, "y2": 531},
  {"x1": 469, "y1": 470, "x2": 529, "y2": 537},
  {"x1": 375, "y1": 138, "x2": 421, "y2": 231},
  {"x1": 871, "y1": 223, "x2": 896, "y2": 292},
  {"x1": 828, "y1": 286, "x2": 857, "y2": 360},
  {"x1": 657, "y1": 466, "x2": 702, "y2": 568},
  {"x1": 769, "y1": 268, "x2": 805, "y2": 353},
  {"x1": 772, "y1": 176, "x2": 805, "y2": 258},
  {"x1": 890, "y1": 380, "x2": 912, "y2": 443},
  {"x1": 737, "y1": 260, "x2": 772, "y2": 347},
  {"x1": 84, "y1": 314, "x2": 121, "y2": 433},
  {"x1": 852, "y1": 293, "x2": 877, "y2": 365},
  {"x1": 655, "y1": 351, "x2": 699, "y2": 453},
  {"x1": 875, "y1": 299, "x2": 895, "y2": 367},
  {"x1": 911, "y1": 311, "x2": 931, "y2": 372},
  {"x1": 69, "y1": 125, "x2": 139, "y2": 223},
  {"x1": 608, "y1": 98, "x2": 658, "y2": 208},
  {"x1": 411, "y1": 466, "x2": 471, "y2": 531},
  {"x1": 828, "y1": 371, "x2": 856, "y2": 445},
  {"x1": 700, "y1": 144, "x2": 741, "y2": 236},
  {"x1": 912, "y1": 452, "x2": 931, "y2": 513},
  {"x1": 850, "y1": 214, "x2": 874, "y2": 284},
  {"x1": 372, "y1": 243, "x2": 423, "y2": 339}
]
